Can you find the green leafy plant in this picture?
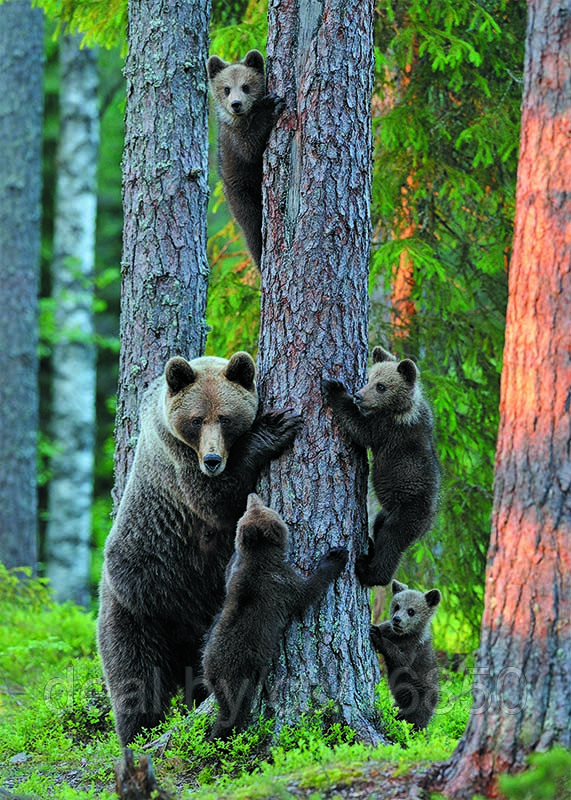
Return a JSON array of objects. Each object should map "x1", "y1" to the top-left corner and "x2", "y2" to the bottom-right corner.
[
  {"x1": 370, "y1": 0, "x2": 526, "y2": 644},
  {"x1": 499, "y1": 748, "x2": 571, "y2": 800}
]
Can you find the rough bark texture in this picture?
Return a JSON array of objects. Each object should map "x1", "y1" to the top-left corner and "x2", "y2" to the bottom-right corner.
[
  {"x1": 114, "y1": 0, "x2": 210, "y2": 505},
  {"x1": 257, "y1": 0, "x2": 382, "y2": 742},
  {"x1": 436, "y1": 0, "x2": 571, "y2": 795},
  {"x1": 46, "y1": 36, "x2": 99, "y2": 604},
  {"x1": 0, "y1": 0, "x2": 43, "y2": 569}
]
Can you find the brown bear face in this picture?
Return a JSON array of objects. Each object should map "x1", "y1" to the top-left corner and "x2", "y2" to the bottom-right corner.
[
  {"x1": 355, "y1": 346, "x2": 421, "y2": 421},
  {"x1": 235, "y1": 493, "x2": 289, "y2": 551},
  {"x1": 207, "y1": 50, "x2": 265, "y2": 126},
  {"x1": 164, "y1": 353, "x2": 258, "y2": 477},
  {"x1": 388, "y1": 580, "x2": 441, "y2": 637}
]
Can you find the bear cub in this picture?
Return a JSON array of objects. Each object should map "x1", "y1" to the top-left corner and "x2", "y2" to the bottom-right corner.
[
  {"x1": 322, "y1": 346, "x2": 439, "y2": 587},
  {"x1": 98, "y1": 352, "x2": 302, "y2": 746},
  {"x1": 202, "y1": 493, "x2": 348, "y2": 740},
  {"x1": 207, "y1": 49, "x2": 285, "y2": 269},
  {"x1": 371, "y1": 580, "x2": 441, "y2": 730}
]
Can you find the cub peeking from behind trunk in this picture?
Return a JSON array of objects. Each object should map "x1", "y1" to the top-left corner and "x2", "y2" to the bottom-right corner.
[{"x1": 371, "y1": 580, "x2": 441, "y2": 730}]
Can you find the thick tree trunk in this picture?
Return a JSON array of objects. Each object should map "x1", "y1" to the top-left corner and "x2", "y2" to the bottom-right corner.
[
  {"x1": 257, "y1": 0, "x2": 382, "y2": 742},
  {"x1": 114, "y1": 0, "x2": 210, "y2": 505},
  {"x1": 0, "y1": 0, "x2": 43, "y2": 570},
  {"x1": 46, "y1": 35, "x2": 99, "y2": 605},
  {"x1": 435, "y1": 0, "x2": 571, "y2": 795}
]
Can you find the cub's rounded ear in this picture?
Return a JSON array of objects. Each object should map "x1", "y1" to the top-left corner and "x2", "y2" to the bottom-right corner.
[
  {"x1": 225, "y1": 351, "x2": 256, "y2": 391},
  {"x1": 207, "y1": 55, "x2": 228, "y2": 79},
  {"x1": 372, "y1": 346, "x2": 395, "y2": 364},
  {"x1": 165, "y1": 357, "x2": 196, "y2": 395},
  {"x1": 397, "y1": 358, "x2": 418, "y2": 385},
  {"x1": 243, "y1": 49, "x2": 265, "y2": 73},
  {"x1": 246, "y1": 492, "x2": 264, "y2": 511},
  {"x1": 392, "y1": 579, "x2": 408, "y2": 595},
  {"x1": 425, "y1": 589, "x2": 441, "y2": 608}
]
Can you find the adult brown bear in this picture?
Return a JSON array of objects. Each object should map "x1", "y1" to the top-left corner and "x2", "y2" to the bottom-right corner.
[{"x1": 98, "y1": 352, "x2": 302, "y2": 745}]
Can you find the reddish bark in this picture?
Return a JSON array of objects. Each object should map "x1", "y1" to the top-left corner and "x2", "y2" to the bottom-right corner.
[
  {"x1": 391, "y1": 177, "x2": 417, "y2": 337},
  {"x1": 434, "y1": 1, "x2": 571, "y2": 795}
]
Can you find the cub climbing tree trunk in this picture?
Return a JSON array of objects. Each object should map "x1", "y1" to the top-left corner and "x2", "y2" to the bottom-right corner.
[
  {"x1": 257, "y1": 0, "x2": 381, "y2": 741},
  {"x1": 435, "y1": 0, "x2": 571, "y2": 795},
  {"x1": 114, "y1": 0, "x2": 210, "y2": 505}
]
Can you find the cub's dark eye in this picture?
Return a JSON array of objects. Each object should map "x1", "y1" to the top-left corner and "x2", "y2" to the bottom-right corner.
[
  {"x1": 219, "y1": 416, "x2": 232, "y2": 427},
  {"x1": 393, "y1": 604, "x2": 400, "y2": 612},
  {"x1": 407, "y1": 608, "x2": 416, "y2": 617},
  {"x1": 241, "y1": 84, "x2": 250, "y2": 94},
  {"x1": 376, "y1": 382, "x2": 387, "y2": 393},
  {"x1": 224, "y1": 87, "x2": 231, "y2": 96},
  {"x1": 191, "y1": 418, "x2": 203, "y2": 429}
]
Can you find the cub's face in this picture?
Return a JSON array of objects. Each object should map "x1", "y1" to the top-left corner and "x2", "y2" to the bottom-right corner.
[
  {"x1": 236, "y1": 493, "x2": 289, "y2": 552},
  {"x1": 207, "y1": 50, "x2": 265, "y2": 125},
  {"x1": 355, "y1": 346, "x2": 419, "y2": 419},
  {"x1": 388, "y1": 580, "x2": 441, "y2": 636},
  {"x1": 164, "y1": 353, "x2": 258, "y2": 477}
]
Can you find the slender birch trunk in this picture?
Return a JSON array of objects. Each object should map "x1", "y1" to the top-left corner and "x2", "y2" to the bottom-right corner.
[{"x1": 46, "y1": 35, "x2": 99, "y2": 605}]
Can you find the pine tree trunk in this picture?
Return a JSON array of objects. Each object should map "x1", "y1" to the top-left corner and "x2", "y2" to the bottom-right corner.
[
  {"x1": 257, "y1": 0, "x2": 382, "y2": 742},
  {"x1": 0, "y1": 0, "x2": 43, "y2": 570},
  {"x1": 46, "y1": 35, "x2": 99, "y2": 605},
  {"x1": 434, "y1": 0, "x2": 571, "y2": 795},
  {"x1": 114, "y1": 0, "x2": 210, "y2": 504}
]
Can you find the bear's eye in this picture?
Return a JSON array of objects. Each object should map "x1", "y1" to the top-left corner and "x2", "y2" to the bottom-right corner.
[
  {"x1": 241, "y1": 84, "x2": 250, "y2": 94},
  {"x1": 407, "y1": 608, "x2": 416, "y2": 617},
  {"x1": 376, "y1": 382, "x2": 387, "y2": 393},
  {"x1": 393, "y1": 604, "x2": 400, "y2": 613},
  {"x1": 219, "y1": 416, "x2": 232, "y2": 427},
  {"x1": 190, "y1": 417, "x2": 203, "y2": 429},
  {"x1": 224, "y1": 86, "x2": 231, "y2": 97}
]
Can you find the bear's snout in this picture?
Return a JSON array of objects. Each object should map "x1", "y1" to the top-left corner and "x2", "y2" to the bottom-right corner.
[
  {"x1": 231, "y1": 100, "x2": 243, "y2": 113},
  {"x1": 203, "y1": 453, "x2": 223, "y2": 475}
]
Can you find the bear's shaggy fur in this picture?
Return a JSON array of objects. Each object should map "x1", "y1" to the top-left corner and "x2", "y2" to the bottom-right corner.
[
  {"x1": 207, "y1": 49, "x2": 285, "y2": 269},
  {"x1": 322, "y1": 346, "x2": 439, "y2": 587},
  {"x1": 97, "y1": 353, "x2": 302, "y2": 745},
  {"x1": 202, "y1": 494, "x2": 348, "y2": 740},
  {"x1": 370, "y1": 580, "x2": 441, "y2": 730}
]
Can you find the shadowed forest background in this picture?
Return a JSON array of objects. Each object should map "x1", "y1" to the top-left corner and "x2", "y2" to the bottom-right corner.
[
  {"x1": 1, "y1": 0, "x2": 570, "y2": 797},
  {"x1": 18, "y1": 0, "x2": 524, "y2": 643}
]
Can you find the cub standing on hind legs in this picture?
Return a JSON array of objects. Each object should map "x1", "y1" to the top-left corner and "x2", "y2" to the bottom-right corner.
[
  {"x1": 202, "y1": 493, "x2": 348, "y2": 740},
  {"x1": 322, "y1": 346, "x2": 440, "y2": 587},
  {"x1": 370, "y1": 580, "x2": 441, "y2": 730},
  {"x1": 207, "y1": 49, "x2": 285, "y2": 269}
]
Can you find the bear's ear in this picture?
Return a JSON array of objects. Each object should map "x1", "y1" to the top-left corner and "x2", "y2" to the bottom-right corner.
[
  {"x1": 425, "y1": 589, "x2": 441, "y2": 608},
  {"x1": 243, "y1": 49, "x2": 265, "y2": 74},
  {"x1": 397, "y1": 358, "x2": 417, "y2": 385},
  {"x1": 207, "y1": 55, "x2": 228, "y2": 79},
  {"x1": 246, "y1": 493, "x2": 264, "y2": 511},
  {"x1": 372, "y1": 346, "x2": 395, "y2": 364},
  {"x1": 165, "y1": 357, "x2": 197, "y2": 395},
  {"x1": 225, "y1": 351, "x2": 256, "y2": 391},
  {"x1": 392, "y1": 580, "x2": 407, "y2": 595}
]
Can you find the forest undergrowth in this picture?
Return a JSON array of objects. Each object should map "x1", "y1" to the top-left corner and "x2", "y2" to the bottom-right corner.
[{"x1": 2, "y1": 565, "x2": 567, "y2": 800}]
